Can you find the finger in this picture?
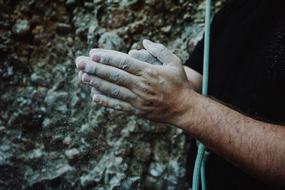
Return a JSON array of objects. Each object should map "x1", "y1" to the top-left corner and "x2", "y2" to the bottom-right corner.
[
  {"x1": 142, "y1": 39, "x2": 181, "y2": 66},
  {"x1": 82, "y1": 73, "x2": 137, "y2": 103},
  {"x1": 89, "y1": 49, "x2": 151, "y2": 75},
  {"x1": 128, "y1": 49, "x2": 148, "y2": 62},
  {"x1": 92, "y1": 93, "x2": 138, "y2": 114},
  {"x1": 91, "y1": 87, "x2": 103, "y2": 96},
  {"x1": 128, "y1": 49, "x2": 162, "y2": 65},
  {"x1": 78, "y1": 70, "x2": 83, "y2": 80},
  {"x1": 75, "y1": 56, "x2": 137, "y2": 88},
  {"x1": 90, "y1": 81, "x2": 152, "y2": 114}
]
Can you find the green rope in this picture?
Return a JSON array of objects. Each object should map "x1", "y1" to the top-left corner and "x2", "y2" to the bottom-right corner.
[
  {"x1": 202, "y1": 0, "x2": 211, "y2": 97},
  {"x1": 201, "y1": 150, "x2": 210, "y2": 190},
  {"x1": 192, "y1": 0, "x2": 212, "y2": 190},
  {"x1": 192, "y1": 143, "x2": 206, "y2": 190}
]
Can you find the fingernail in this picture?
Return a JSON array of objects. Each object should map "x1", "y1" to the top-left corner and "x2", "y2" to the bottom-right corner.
[
  {"x1": 82, "y1": 73, "x2": 91, "y2": 82},
  {"x1": 144, "y1": 39, "x2": 152, "y2": 45},
  {"x1": 128, "y1": 49, "x2": 137, "y2": 56},
  {"x1": 93, "y1": 55, "x2": 101, "y2": 62},
  {"x1": 77, "y1": 62, "x2": 86, "y2": 70},
  {"x1": 91, "y1": 87, "x2": 102, "y2": 96},
  {"x1": 93, "y1": 94, "x2": 98, "y2": 101},
  {"x1": 93, "y1": 94, "x2": 101, "y2": 103},
  {"x1": 78, "y1": 71, "x2": 83, "y2": 79}
]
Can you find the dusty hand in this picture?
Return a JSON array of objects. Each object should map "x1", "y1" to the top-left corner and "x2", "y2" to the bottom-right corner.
[{"x1": 75, "y1": 40, "x2": 193, "y2": 123}]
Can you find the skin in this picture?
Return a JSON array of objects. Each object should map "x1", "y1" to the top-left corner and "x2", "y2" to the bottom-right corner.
[
  {"x1": 128, "y1": 49, "x2": 202, "y2": 92},
  {"x1": 75, "y1": 39, "x2": 285, "y2": 187}
]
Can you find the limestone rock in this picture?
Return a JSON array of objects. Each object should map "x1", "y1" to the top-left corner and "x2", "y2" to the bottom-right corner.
[
  {"x1": 12, "y1": 19, "x2": 30, "y2": 36},
  {"x1": 98, "y1": 32, "x2": 126, "y2": 52}
]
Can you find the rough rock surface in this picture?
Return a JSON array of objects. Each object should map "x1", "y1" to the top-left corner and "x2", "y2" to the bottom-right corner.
[{"x1": 0, "y1": 0, "x2": 223, "y2": 189}]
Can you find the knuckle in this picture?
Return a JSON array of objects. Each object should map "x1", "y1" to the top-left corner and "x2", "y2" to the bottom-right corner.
[
  {"x1": 144, "y1": 67, "x2": 157, "y2": 77},
  {"x1": 113, "y1": 104, "x2": 122, "y2": 110},
  {"x1": 122, "y1": 91, "x2": 133, "y2": 102},
  {"x1": 119, "y1": 56, "x2": 129, "y2": 70},
  {"x1": 99, "y1": 54, "x2": 110, "y2": 65},
  {"x1": 104, "y1": 56, "x2": 111, "y2": 65},
  {"x1": 128, "y1": 76, "x2": 138, "y2": 89},
  {"x1": 91, "y1": 78, "x2": 99, "y2": 87},
  {"x1": 144, "y1": 100, "x2": 154, "y2": 106},
  {"x1": 136, "y1": 99, "x2": 145, "y2": 108},
  {"x1": 111, "y1": 87, "x2": 120, "y2": 97},
  {"x1": 143, "y1": 67, "x2": 152, "y2": 75},
  {"x1": 108, "y1": 71, "x2": 120, "y2": 81},
  {"x1": 129, "y1": 95, "x2": 139, "y2": 104},
  {"x1": 131, "y1": 96, "x2": 143, "y2": 108},
  {"x1": 137, "y1": 80, "x2": 148, "y2": 92}
]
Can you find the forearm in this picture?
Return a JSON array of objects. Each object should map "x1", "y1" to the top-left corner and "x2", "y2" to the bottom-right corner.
[
  {"x1": 177, "y1": 90, "x2": 285, "y2": 186},
  {"x1": 183, "y1": 66, "x2": 202, "y2": 92}
]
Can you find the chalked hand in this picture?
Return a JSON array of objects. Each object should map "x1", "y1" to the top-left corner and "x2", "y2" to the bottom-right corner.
[{"x1": 75, "y1": 39, "x2": 194, "y2": 124}]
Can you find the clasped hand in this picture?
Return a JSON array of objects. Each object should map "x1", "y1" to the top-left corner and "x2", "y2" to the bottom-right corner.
[{"x1": 75, "y1": 39, "x2": 193, "y2": 124}]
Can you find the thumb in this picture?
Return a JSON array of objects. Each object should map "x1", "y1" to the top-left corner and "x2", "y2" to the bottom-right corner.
[
  {"x1": 128, "y1": 49, "x2": 162, "y2": 65},
  {"x1": 142, "y1": 39, "x2": 181, "y2": 66}
]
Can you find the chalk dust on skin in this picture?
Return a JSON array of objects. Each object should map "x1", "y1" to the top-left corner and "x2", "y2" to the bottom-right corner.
[{"x1": 109, "y1": 72, "x2": 121, "y2": 81}]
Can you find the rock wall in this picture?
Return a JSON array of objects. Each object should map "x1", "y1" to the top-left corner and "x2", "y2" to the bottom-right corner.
[{"x1": 0, "y1": 0, "x2": 223, "y2": 189}]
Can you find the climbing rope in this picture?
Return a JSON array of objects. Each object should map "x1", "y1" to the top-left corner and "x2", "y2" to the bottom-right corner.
[{"x1": 192, "y1": 0, "x2": 212, "y2": 190}]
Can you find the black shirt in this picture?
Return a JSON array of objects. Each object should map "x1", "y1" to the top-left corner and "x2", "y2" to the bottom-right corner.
[{"x1": 186, "y1": 0, "x2": 285, "y2": 189}]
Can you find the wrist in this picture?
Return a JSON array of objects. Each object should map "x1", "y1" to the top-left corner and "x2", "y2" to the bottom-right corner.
[{"x1": 169, "y1": 88, "x2": 203, "y2": 133}]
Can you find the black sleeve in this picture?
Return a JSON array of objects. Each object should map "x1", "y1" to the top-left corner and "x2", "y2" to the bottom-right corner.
[
  {"x1": 184, "y1": 37, "x2": 204, "y2": 75},
  {"x1": 184, "y1": 1, "x2": 234, "y2": 75}
]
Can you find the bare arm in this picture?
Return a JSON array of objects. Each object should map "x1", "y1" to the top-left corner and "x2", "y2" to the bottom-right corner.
[
  {"x1": 177, "y1": 92, "x2": 285, "y2": 187},
  {"x1": 183, "y1": 66, "x2": 202, "y2": 92}
]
